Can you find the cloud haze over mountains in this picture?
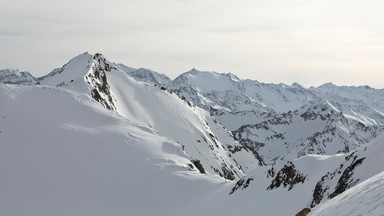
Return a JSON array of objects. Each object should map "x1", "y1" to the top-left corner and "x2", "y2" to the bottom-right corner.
[{"x1": 1, "y1": 0, "x2": 384, "y2": 87}]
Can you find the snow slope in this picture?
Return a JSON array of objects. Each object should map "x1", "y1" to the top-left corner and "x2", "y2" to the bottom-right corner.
[
  {"x1": 118, "y1": 65, "x2": 174, "y2": 87},
  {"x1": 38, "y1": 53, "x2": 261, "y2": 179},
  {"x1": 309, "y1": 171, "x2": 384, "y2": 216},
  {"x1": 306, "y1": 132, "x2": 384, "y2": 208},
  {"x1": 0, "y1": 83, "x2": 236, "y2": 216},
  {"x1": 0, "y1": 53, "x2": 320, "y2": 216},
  {"x1": 0, "y1": 83, "x2": 315, "y2": 216}
]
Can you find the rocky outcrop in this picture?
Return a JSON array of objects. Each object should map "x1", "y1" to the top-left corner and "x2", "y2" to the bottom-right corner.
[
  {"x1": 229, "y1": 177, "x2": 254, "y2": 195},
  {"x1": 310, "y1": 152, "x2": 366, "y2": 207},
  {"x1": 267, "y1": 162, "x2": 306, "y2": 191},
  {"x1": 86, "y1": 54, "x2": 117, "y2": 110}
]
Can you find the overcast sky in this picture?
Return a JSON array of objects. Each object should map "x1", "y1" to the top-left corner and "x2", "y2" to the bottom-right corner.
[{"x1": 1, "y1": 0, "x2": 384, "y2": 87}]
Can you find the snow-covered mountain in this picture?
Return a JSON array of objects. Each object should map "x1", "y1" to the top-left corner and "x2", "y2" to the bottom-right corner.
[
  {"x1": 0, "y1": 81, "x2": 233, "y2": 216},
  {"x1": 228, "y1": 132, "x2": 384, "y2": 215},
  {"x1": 2, "y1": 52, "x2": 384, "y2": 216},
  {"x1": 312, "y1": 82, "x2": 384, "y2": 125},
  {"x1": 126, "y1": 67, "x2": 384, "y2": 128},
  {"x1": 233, "y1": 105, "x2": 384, "y2": 164},
  {"x1": 38, "y1": 53, "x2": 263, "y2": 179},
  {"x1": 117, "y1": 64, "x2": 174, "y2": 87},
  {"x1": 0, "y1": 69, "x2": 36, "y2": 84}
]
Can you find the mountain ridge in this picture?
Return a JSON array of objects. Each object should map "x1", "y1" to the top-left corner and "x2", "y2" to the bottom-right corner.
[{"x1": 2, "y1": 52, "x2": 384, "y2": 215}]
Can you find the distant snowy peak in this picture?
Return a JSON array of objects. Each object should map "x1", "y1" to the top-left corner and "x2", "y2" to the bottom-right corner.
[
  {"x1": 173, "y1": 68, "x2": 243, "y2": 92},
  {"x1": 120, "y1": 64, "x2": 384, "y2": 128},
  {"x1": 115, "y1": 63, "x2": 136, "y2": 74},
  {"x1": 0, "y1": 69, "x2": 36, "y2": 84},
  {"x1": 122, "y1": 66, "x2": 174, "y2": 87},
  {"x1": 313, "y1": 85, "x2": 384, "y2": 125}
]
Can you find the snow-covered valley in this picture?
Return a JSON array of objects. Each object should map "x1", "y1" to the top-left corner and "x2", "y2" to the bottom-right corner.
[{"x1": 1, "y1": 52, "x2": 384, "y2": 215}]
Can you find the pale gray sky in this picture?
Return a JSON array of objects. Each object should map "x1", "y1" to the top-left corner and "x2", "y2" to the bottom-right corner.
[{"x1": 1, "y1": 0, "x2": 384, "y2": 87}]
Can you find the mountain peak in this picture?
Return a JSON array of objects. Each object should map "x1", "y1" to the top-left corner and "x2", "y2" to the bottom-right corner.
[
  {"x1": 291, "y1": 82, "x2": 303, "y2": 88},
  {"x1": 187, "y1": 68, "x2": 200, "y2": 75},
  {"x1": 318, "y1": 82, "x2": 336, "y2": 88},
  {"x1": 125, "y1": 67, "x2": 173, "y2": 86},
  {"x1": 0, "y1": 68, "x2": 36, "y2": 85},
  {"x1": 226, "y1": 72, "x2": 241, "y2": 82}
]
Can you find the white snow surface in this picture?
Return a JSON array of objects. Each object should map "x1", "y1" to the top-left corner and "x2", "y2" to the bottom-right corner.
[
  {"x1": 309, "y1": 171, "x2": 384, "y2": 216},
  {"x1": 0, "y1": 84, "x2": 233, "y2": 216}
]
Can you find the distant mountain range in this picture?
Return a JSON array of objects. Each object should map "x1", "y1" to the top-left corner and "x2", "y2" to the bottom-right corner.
[{"x1": 1, "y1": 52, "x2": 384, "y2": 215}]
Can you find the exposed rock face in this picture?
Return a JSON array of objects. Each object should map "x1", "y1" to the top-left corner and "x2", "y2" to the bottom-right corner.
[
  {"x1": 227, "y1": 143, "x2": 265, "y2": 166},
  {"x1": 229, "y1": 177, "x2": 254, "y2": 195},
  {"x1": 86, "y1": 54, "x2": 117, "y2": 110},
  {"x1": 267, "y1": 162, "x2": 306, "y2": 191},
  {"x1": 328, "y1": 157, "x2": 365, "y2": 199},
  {"x1": 310, "y1": 152, "x2": 366, "y2": 207},
  {"x1": 191, "y1": 160, "x2": 205, "y2": 174},
  {"x1": 296, "y1": 208, "x2": 311, "y2": 216}
]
